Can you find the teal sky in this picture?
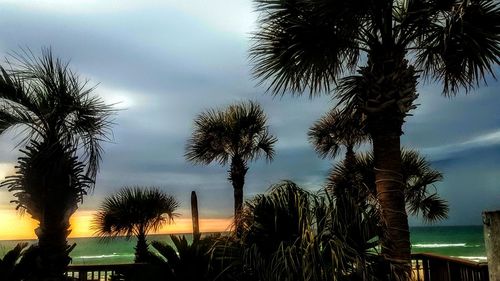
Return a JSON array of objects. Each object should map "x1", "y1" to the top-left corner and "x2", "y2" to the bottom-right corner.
[{"x1": 0, "y1": 0, "x2": 498, "y2": 226}]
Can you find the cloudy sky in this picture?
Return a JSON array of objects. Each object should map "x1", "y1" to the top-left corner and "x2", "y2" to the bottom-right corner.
[{"x1": 0, "y1": 0, "x2": 499, "y2": 238}]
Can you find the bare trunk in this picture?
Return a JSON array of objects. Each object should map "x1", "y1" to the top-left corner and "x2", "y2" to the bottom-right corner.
[
  {"x1": 228, "y1": 156, "x2": 248, "y2": 236},
  {"x1": 372, "y1": 128, "x2": 411, "y2": 280},
  {"x1": 36, "y1": 204, "x2": 75, "y2": 281},
  {"x1": 134, "y1": 232, "x2": 149, "y2": 263}
]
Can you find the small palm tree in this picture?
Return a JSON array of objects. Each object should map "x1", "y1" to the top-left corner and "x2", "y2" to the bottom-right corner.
[
  {"x1": 309, "y1": 112, "x2": 447, "y2": 222},
  {"x1": 309, "y1": 109, "x2": 368, "y2": 164},
  {"x1": 336, "y1": 150, "x2": 448, "y2": 223},
  {"x1": 185, "y1": 101, "x2": 277, "y2": 223},
  {"x1": 92, "y1": 187, "x2": 180, "y2": 263},
  {"x1": 0, "y1": 48, "x2": 114, "y2": 279}
]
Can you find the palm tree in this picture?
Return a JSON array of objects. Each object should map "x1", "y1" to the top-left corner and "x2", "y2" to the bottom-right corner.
[
  {"x1": 92, "y1": 187, "x2": 179, "y2": 263},
  {"x1": 309, "y1": 109, "x2": 368, "y2": 165},
  {"x1": 251, "y1": 0, "x2": 500, "y2": 274},
  {"x1": 0, "y1": 48, "x2": 114, "y2": 279},
  {"x1": 327, "y1": 149, "x2": 448, "y2": 223},
  {"x1": 308, "y1": 111, "x2": 447, "y2": 222},
  {"x1": 185, "y1": 101, "x2": 277, "y2": 223}
]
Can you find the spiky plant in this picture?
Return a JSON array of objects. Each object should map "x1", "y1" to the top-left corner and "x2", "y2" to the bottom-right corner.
[
  {"x1": 150, "y1": 234, "x2": 215, "y2": 281},
  {"x1": 251, "y1": 0, "x2": 500, "y2": 275},
  {"x1": 0, "y1": 243, "x2": 28, "y2": 281},
  {"x1": 185, "y1": 101, "x2": 277, "y2": 229},
  {"x1": 92, "y1": 187, "x2": 179, "y2": 263},
  {"x1": 0, "y1": 48, "x2": 114, "y2": 279},
  {"x1": 220, "y1": 181, "x2": 380, "y2": 281}
]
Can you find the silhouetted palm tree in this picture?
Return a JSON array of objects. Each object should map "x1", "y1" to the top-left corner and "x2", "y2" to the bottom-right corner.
[
  {"x1": 92, "y1": 187, "x2": 179, "y2": 263},
  {"x1": 327, "y1": 149, "x2": 448, "y2": 223},
  {"x1": 308, "y1": 108, "x2": 368, "y2": 173},
  {"x1": 251, "y1": 0, "x2": 500, "y2": 274},
  {"x1": 185, "y1": 101, "x2": 277, "y2": 224},
  {"x1": 0, "y1": 48, "x2": 114, "y2": 279},
  {"x1": 308, "y1": 112, "x2": 447, "y2": 222}
]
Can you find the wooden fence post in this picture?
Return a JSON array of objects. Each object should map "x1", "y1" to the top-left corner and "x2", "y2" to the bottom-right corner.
[
  {"x1": 483, "y1": 210, "x2": 500, "y2": 281},
  {"x1": 191, "y1": 191, "x2": 200, "y2": 236}
]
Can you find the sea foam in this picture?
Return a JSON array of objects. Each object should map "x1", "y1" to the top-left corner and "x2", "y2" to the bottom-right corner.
[
  {"x1": 76, "y1": 253, "x2": 134, "y2": 259},
  {"x1": 412, "y1": 243, "x2": 467, "y2": 248}
]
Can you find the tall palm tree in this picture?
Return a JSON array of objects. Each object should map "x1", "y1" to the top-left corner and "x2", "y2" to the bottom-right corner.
[
  {"x1": 251, "y1": 0, "x2": 500, "y2": 274},
  {"x1": 185, "y1": 101, "x2": 277, "y2": 223},
  {"x1": 0, "y1": 48, "x2": 114, "y2": 279},
  {"x1": 92, "y1": 187, "x2": 179, "y2": 263}
]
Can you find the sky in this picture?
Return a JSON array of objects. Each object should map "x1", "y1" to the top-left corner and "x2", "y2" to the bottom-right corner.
[{"x1": 0, "y1": 0, "x2": 499, "y2": 239}]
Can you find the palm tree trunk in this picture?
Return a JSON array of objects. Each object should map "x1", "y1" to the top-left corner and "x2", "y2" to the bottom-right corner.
[
  {"x1": 36, "y1": 202, "x2": 76, "y2": 281},
  {"x1": 344, "y1": 145, "x2": 356, "y2": 171},
  {"x1": 229, "y1": 156, "x2": 248, "y2": 236},
  {"x1": 372, "y1": 127, "x2": 411, "y2": 279},
  {"x1": 135, "y1": 232, "x2": 149, "y2": 263}
]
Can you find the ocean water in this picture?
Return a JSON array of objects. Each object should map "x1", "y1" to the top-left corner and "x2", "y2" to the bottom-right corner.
[
  {"x1": 0, "y1": 226, "x2": 486, "y2": 265},
  {"x1": 410, "y1": 225, "x2": 486, "y2": 262}
]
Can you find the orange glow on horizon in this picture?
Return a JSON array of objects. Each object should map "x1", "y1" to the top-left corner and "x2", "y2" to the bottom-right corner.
[{"x1": 0, "y1": 209, "x2": 232, "y2": 240}]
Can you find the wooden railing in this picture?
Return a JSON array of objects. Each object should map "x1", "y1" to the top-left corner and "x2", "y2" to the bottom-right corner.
[
  {"x1": 412, "y1": 253, "x2": 489, "y2": 281},
  {"x1": 66, "y1": 254, "x2": 489, "y2": 281},
  {"x1": 66, "y1": 263, "x2": 149, "y2": 281}
]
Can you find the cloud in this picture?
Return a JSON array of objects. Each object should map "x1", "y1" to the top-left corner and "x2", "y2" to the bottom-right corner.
[{"x1": 421, "y1": 129, "x2": 500, "y2": 161}]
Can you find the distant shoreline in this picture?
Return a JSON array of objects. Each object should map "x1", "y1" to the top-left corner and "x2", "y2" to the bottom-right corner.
[{"x1": 0, "y1": 225, "x2": 483, "y2": 242}]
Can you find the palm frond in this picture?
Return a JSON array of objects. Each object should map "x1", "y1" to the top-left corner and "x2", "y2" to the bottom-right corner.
[
  {"x1": 415, "y1": 0, "x2": 500, "y2": 95},
  {"x1": 250, "y1": 0, "x2": 369, "y2": 96}
]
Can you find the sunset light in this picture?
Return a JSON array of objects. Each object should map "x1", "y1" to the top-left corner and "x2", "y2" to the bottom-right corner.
[{"x1": 0, "y1": 209, "x2": 231, "y2": 240}]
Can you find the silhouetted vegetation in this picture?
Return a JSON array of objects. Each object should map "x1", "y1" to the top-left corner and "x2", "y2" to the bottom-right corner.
[
  {"x1": 210, "y1": 180, "x2": 380, "y2": 281},
  {"x1": 0, "y1": 243, "x2": 28, "y2": 281},
  {"x1": 149, "y1": 234, "x2": 216, "y2": 281},
  {"x1": 0, "y1": 48, "x2": 114, "y2": 280},
  {"x1": 92, "y1": 187, "x2": 179, "y2": 263},
  {"x1": 185, "y1": 101, "x2": 277, "y2": 233}
]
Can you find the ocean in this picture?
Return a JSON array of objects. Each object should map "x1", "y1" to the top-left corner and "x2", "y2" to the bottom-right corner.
[{"x1": 0, "y1": 225, "x2": 486, "y2": 265}]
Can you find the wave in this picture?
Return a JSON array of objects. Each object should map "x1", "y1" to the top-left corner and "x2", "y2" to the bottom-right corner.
[
  {"x1": 454, "y1": 256, "x2": 487, "y2": 262},
  {"x1": 412, "y1": 243, "x2": 469, "y2": 248},
  {"x1": 75, "y1": 253, "x2": 135, "y2": 259}
]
